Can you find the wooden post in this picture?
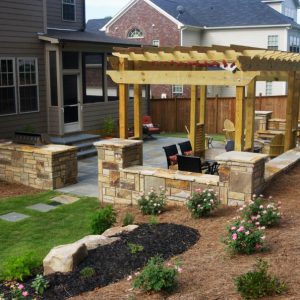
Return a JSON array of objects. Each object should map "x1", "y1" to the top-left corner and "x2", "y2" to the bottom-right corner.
[
  {"x1": 199, "y1": 85, "x2": 206, "y2": 125},
  {"x1": 119, "y1": 58, "x2": 128, "y2": 139},
  {"x1": 190, "y1": 85, "x2": 197, "y2": 152},
  {"x1": 245, "y1": 80, "x2": 256, "y2": 151},
  {"x1": 133, "y1": 84, "x2": 142, "y2": 139},
  {"x1": 235, "y1": 86, "x2": 246, "y2": 151},
  {"x1": 292, "y1": 75, "x2": 300, "y2": 146},
  {"x1": 285, "y1": 72, "x2": 296, "y2": 151}
]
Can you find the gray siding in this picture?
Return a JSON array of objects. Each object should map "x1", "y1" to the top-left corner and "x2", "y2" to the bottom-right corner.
[
  {"x1": 0, "y1": 0, "x2": 47, "y2": 139},
  {"x1": 82, "y1": 100, "x2": 148, "y2": 132},
  {"x1": 47, "y1": 0, "x2": 85, "y2": 30},
  {"x1": 48, "y1": 107, "x2": 62, "y2": 135}
]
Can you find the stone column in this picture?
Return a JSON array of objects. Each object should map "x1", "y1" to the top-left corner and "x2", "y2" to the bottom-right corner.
[
  {"x1": 216, "y1": 151, "x2": 268, "y2": 206},
  {"x1": 94, "y1": 139, "x2": 143, "y2": 204}
]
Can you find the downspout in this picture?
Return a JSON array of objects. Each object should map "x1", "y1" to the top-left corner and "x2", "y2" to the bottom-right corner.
[
  {"x1": 82, "y1": 0, "x2": 86, "y2": 31},
  {"x1": 43, "y1": 0, "x2": 47, "y2": 33}
]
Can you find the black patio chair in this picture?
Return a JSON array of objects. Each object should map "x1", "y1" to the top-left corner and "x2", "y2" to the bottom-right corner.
[
  {"x1": 163, "y1": 144, "x2": 178, "y2": 169},
  {"x1": 178, "y1": 140, "x2": 192, "y2": 155},
  {"x1": 177, "y1": 154, "x2": 209, "y2": 173}
]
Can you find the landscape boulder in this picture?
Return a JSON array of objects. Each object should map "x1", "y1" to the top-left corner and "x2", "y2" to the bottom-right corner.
[
  {"x1": 43, "y1": 243, "x2": 88, "y2": 275},
  {"x1": 75, "y1": 235, "x2": 120, "y2": 250},
  {"x1": 102, "y1": 224, "x2": 139, "y2": 237}
]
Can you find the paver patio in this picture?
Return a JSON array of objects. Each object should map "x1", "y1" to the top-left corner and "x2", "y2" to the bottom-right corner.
[{"x1": 57, "y1": 135, "x2": 225, "y2": 197}]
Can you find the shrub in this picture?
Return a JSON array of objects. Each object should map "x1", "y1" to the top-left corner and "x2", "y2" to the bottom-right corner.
[
  {"x1": 133, "y1": 256, "x2": 179, "y2": 293},
  {"x1": 31, "y1": 274, "x2": 49, "y2": 295},
  {"x1": 3, "y1": 252, "x2": 39, "y2": 281},
  {"x1": 223, "y1": 219, "x2": 265, "y2": 255},
  {"x1": 235, "y1": 259, "x2": 286, "y2": 299},
  {"x1": 91, "y1": 205, "x2": 117, "y2": 234},
  {"x1": 123, "y1": 213, "x2": 135, "y2": 226},
  {"x1": 80, "y1": 267, "x2": 96, "y2": 280},
  {"x1": 128, "y1": 243, "x2": 144, "y2": 254},
  {"x1": 149, "y1": 215, "x2": 158, "y2": 225},
  {"x1": 241, "y1": 196, "x2": 281, "y2": 227},
  {"x1": 186, "y1": 188, "x2": 219, "y2": 218},
  {"x1": 102, "y1": 116, "x2": 116, "y2": 137},
  {"x1": 138, "y1": 188, "x2": 166, "y2": 215}
]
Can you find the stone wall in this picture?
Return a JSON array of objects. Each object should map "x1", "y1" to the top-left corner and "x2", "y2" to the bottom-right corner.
[{"x1": 0, "y1": 142, "x2": 77, "y2": 189}]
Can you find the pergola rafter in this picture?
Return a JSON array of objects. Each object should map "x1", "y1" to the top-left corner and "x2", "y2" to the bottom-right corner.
[{"x1": 108, "y1": 45, "x2": 300, "y2": 155}]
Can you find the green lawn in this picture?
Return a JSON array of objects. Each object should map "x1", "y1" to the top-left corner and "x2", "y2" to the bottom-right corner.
[
  {"x1": 0, "y1": 191, "x2": 99, "y2": 279},
  {"x1": 160, "y1": 132, "x2": 225, "y2": 142}
]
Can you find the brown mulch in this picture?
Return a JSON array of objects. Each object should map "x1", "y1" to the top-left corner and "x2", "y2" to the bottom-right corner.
[
  {"x1": 0, "y1": 180, "x2": 41, "y2": 199},
  {"x1": 71, "y1": 163, "x2": 300, "y2": 300}
]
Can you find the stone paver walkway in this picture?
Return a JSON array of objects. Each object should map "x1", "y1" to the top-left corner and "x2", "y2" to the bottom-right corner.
[
  {"x1": 26, "y1": 203, "x2": 57, "y2": 212},
  {"x1": 57, "y1": 135, "x2": 225, "y2": 198},
  {"x1": 0, "y1": 212, "x2": 30, "y2": 222}
]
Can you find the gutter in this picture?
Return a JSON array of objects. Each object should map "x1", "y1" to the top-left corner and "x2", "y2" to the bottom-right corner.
[{"x1": 203, "y1": 24, "x2": 292, "y2": 30}]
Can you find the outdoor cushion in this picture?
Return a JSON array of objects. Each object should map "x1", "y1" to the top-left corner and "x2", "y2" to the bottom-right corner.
[
  {"x1": 169, "y1": 154, "x2": 178, "y2": 165},
  {"x1": 144, "y1": 123, "x2": 154, "y2": 128},
  {"x1": 184, "y1": 150, "x2": 193, "y2": 156}
]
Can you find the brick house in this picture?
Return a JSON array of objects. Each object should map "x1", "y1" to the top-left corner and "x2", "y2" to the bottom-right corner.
[{"x1": 97, "y1": 0, "x2": 300, "y2": 98}]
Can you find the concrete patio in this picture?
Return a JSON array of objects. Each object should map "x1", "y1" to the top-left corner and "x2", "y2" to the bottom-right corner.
[{"x1": 57, "y1": 135, "x2": 225, "y2": 197}]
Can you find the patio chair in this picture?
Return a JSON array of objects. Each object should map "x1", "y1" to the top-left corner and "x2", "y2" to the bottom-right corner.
[
  {"x1": 143, "y1": 116, "x2": 160, "y2": 137},
  {"x1": 178, "y1": 140, "x2": 193, "y2": 156},
  {"x1": 163, "y1": 144, "x2": 178, "y2": 169},
  {"x1": 258, "y1": 133, "x2": 285, "y2": 158},
  {"x1": 177, "y1": 154, "x2": 210, "y2": 173},
  {"x1": 223, "y1": 119, "x2": 235, "y2": 141}
]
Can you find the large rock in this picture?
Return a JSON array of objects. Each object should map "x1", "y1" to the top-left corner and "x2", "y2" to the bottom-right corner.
[
  {"x1": 75, "y1": 235, "x2": 120, "y2": 250},
  {"x1": 102, "y1": 225, "x2": 139, "y2": 237},
  {"x1": 43, "y1": 243, "x2": 88, "y2": 275}
]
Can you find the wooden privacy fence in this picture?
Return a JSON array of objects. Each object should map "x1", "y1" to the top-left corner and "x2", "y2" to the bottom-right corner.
[{"x1": 150, "y1": 95, "x2": 287, "y2": 134}]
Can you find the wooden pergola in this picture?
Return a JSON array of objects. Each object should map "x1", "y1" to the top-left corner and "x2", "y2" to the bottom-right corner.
[{"x1": 107, "y1": 45, "x2": 300, "y2": 154}]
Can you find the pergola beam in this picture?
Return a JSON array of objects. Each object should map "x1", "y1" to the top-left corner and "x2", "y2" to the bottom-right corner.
[{"x1": 107, "y1": 70, "x2": 260, "y2": 86}]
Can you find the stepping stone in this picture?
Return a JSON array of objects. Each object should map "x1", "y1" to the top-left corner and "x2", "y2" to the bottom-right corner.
[
  {"x1": 26, "y1": 203, "x2": 57, "y2": 212},
  {"x1": 51, "y1": 195, "x2": 80, "y2": 205},
  {"x1": 48, "y1": 201, "x2": 63, "y2": 207},
  {"x1": 0, "y1": 212, "x2": 30, "y2": 222}
]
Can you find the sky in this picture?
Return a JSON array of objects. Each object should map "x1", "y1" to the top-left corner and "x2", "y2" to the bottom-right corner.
[{"x1": 86, "y1": 0, "x2": 132, "y2": 20}]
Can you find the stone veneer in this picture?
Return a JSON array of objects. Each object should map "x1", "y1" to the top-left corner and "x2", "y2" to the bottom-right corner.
[
  {"x1": 216, "y1": 151, "x2": 268, "y2": 205},
  {"x1": 0, "y1": 142, "x2": 77, "y2": 189}
]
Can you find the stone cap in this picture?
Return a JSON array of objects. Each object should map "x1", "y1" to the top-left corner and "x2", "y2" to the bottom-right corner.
[
  {"x1": 255, "y1": 110, "x2": 272, "y2": 115},
  {"x1": 94, "y1": 138, "x2": 143, "y2": 149},
  {"x1": 0, "y1": 142, "x2": 77, "y2": 155},
  {"x1": 216, "y1": 151, "x2": 268, "y2": 164},
  {"x1": 124, "y1": 166, "x2": 219, "y2": 185}
]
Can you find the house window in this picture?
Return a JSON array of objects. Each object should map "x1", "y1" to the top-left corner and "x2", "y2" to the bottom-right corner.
[
  {"x1": 107, "y1": 55, "x2": 118, "y2": 101},
  {"x1": 152, "y1": 40, "x2": 160, "y2": 46},
  {"x1": 289, "y1": 36, "x2": 300, "y2": 53},
  {"x1": 0, "y1": 58, "x2": 16, "y2": 115},
  {"x1": 17, "y1": 58, "x2": 39, "y2": 113},
  {"x1": 266, "y1": 82, "x2": 272, "y2": 96},
  {"x1": 62, "y1": 0, "x2": 76, "y2": 21},
  {"x1": 172, "y1": 85, "x2": 183, "y2": 96},
  {"x1": 127, "y1": 28, "x2": 144, "y2": 38},
  {"x1": 49, "y1": 52, "x2": 58, "y2": 106},
  {"x1": 267, "y1": 35, "x2": 278, "y2": 50},
  {"x1": 62, "y1": 52, "x2": 79, "y2": 70}
]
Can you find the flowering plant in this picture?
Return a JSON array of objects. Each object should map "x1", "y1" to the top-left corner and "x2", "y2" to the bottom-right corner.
[
  {"x1": 224, "y1": 219, "x2": 265, "y2": 254},
  {"x1": 186, "y1": 188, "x2": 219, "y2": 218},
  {"x1": 138, "y1": 187, "x2": 166, "y2": 215},
  {"x1": 10, "y1": 283, "x2": 29, "y2": 300},
  {"x1": 240, "y1": 195, "x2": 281, "y2": 227}
]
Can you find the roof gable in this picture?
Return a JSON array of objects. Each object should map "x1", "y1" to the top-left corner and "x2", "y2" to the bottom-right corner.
[
  {"x1": 150, "y1": 0, "x2": 299, "y2": 28},
  {"x1": 86, "y1": 17, "x2": 112, "y2": 32}
]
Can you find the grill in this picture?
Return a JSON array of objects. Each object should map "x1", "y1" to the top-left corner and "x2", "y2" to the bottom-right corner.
[{"x1": 13, "y1": 132, "x2": 48, "y2": 146}]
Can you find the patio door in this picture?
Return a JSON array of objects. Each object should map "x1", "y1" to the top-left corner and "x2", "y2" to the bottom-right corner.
[{"x1": 63, "y1": 74, "x2": 81, "y2": 133}]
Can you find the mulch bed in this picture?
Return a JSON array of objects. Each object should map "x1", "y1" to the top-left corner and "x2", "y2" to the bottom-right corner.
[
  {"x1": 0, "y1": 180, "x2": 40, "y2": 199},
  {"x1": 1, "y1": 223, "x2": 199, "y2": 300}
]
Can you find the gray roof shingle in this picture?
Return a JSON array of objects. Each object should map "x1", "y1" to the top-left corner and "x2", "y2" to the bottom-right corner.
[
  {"x1": 150, "y1": 0, "x2": 300, "y2": 28},
  {"x1": 86, "y1": 17, "x2": 112, "y2": 32}
]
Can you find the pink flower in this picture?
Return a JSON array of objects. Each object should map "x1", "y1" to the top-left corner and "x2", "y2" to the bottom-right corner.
[
  {"x1": 255, "y1": 244, "x2": 261, "y2": 250},
  {"x1": 18, "y1": 284, "x2": 24, "y2": 290},
  {"x1": 176, "y1": 266, "x2": 183, "y2": 273},
  {"x1": 237, "y1": 226, "x2": 245, "y2": 232},
  {"x1": 232, "y1": 233, "x2": 238, "y2": 240},
  {"x1": 231, "y1": 226, "x2": 236, "y2": 230},
  {"x1": 22, "y1": 291, "x2": 28, "y2": 297},
  {"x1": 245, "y1": 231, "x2": 250, "y2": 235},
  {"x1": 251, "y1": 216, "x2": 257, "y2": 221},
  {"x1": 195, "y1": 188, "x2": 202, "y2": 193},
  {"x1": 255, "y1": 222, "x2": 260, "y2": 226}
]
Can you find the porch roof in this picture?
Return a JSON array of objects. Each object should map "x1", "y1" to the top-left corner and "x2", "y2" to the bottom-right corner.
[{"x1": 38, "y1": 29, "x2": 139, "y2": 46}]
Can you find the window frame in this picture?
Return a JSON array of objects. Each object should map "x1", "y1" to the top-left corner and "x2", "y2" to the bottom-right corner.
[
  {"x1": 172, "y1": 85, "x2": 183, "y2": 96},
  {"x1": 127, "y1": 28, "x2": 144, "y2": 39},
  {"x1": 0, "y1": 57, "x2": 17, "y2": 116},
  {"x1": 62, "y1": 0, "x2": 76, "y2": 22},
  {"x1": 17, "y1": 57, "x2": 40, "y2": 114},
  {"x1": 152, "y1": 40, "x2": 160, "y2": 47},
  {"x1": 267, "y1": 35, "x2": 279, "y2": 50},
  {"x1": 265, "y1": 82, "x2": 272, "y2": 96}
]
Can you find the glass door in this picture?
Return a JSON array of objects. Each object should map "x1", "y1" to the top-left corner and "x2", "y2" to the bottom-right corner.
[{"x1": 63, "y1": 74, "x2": 81, "y2": 133}]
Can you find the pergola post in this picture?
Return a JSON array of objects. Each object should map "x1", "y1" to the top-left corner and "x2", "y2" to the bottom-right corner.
[
  {"x1": 245, "y1": 80, "x2": 256, "y2": 151},
  {"x1": 119, "y1": 58, "x2": 128, "y2": 139},
  {"x1": 190, "y1": 85, "x2": 197, "y2": 152},
  {"x1": 133, "y1": 84, "x2": 142, "y2": 139},
  {"x1": 199, "y1": 85, "x2": 206, "y2": 125},
  {"x1": 235, "y1": 86, "x2": 246, "y2": 151},
  {"x1": 284, "y1": 72, "x2": 297, "y2": 151}
]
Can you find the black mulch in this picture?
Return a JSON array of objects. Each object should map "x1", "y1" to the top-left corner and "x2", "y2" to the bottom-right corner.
[{"x1": 1, "y1": 223, "x2": 199, "y2": 300}]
